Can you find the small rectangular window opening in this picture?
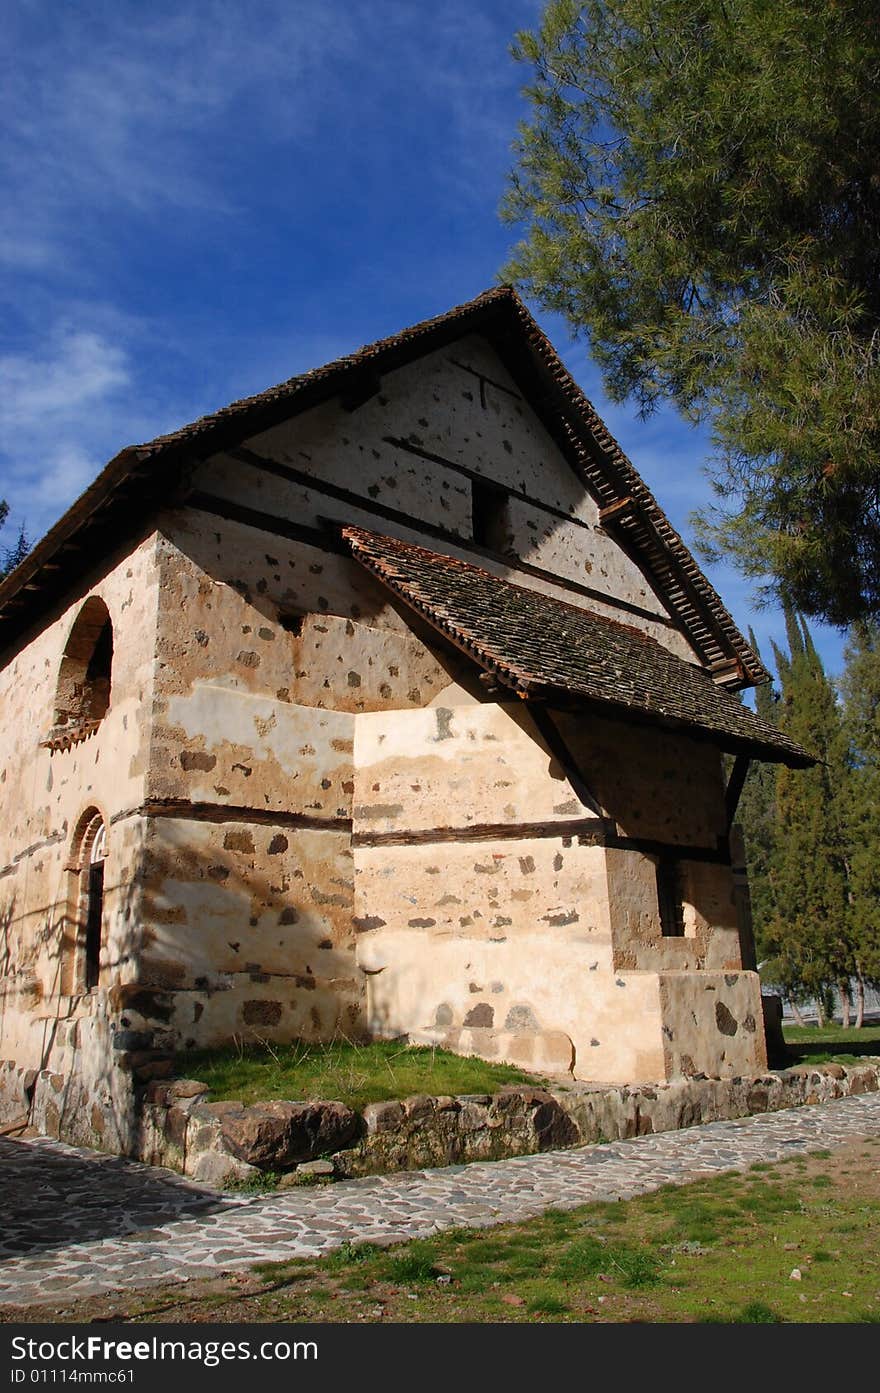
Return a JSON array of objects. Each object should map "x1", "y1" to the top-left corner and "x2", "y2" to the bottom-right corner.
[
  {"x1": 471, "y1": 478, "x2": 512, "y2": 553},
  {"x1": 656, "y1": 857, "x2": 686, "y2": 938},
  {"x1": 279, "y1": 612, "x2": 305, "y2": 637},
  {"x1": 85, "y1": 860, "x2": 104, "y2": 989}
]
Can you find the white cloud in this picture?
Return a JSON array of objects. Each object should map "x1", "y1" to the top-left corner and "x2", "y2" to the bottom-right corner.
[
  {"x1": 0, "y1": 325, "x2": 134, "y2": 534},
  {"x1": 0, "y1": 331, "x2": 129, "y2": 431},
  {"x1": 24, "y1": 445, "x2": 100, "y2": 515},
  {"x1": 0, "y1": 306, "x2": 390, "y2": 543}
]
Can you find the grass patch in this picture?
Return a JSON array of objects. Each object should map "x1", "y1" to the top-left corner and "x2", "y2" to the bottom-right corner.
[
  {"x1": 177, "y1": 1037, "x2": 543, "y2": 1110},
  {"x1": 385, "y1": 1242, "x2": 444, "y2": 1284},
  {"x1": 782, "y1": 1024, "x2": 880, "y2": 1066},
  {"x1": 552, "y1": 1236, "x2": 609, "y2": 1280},
  {"x1": 223, "y1": 1145, "x2": 872, "y2": 1322},
  {"x1": 735, "y1": 1301, "x2": 783, "y2": 1324},
  {"x1": 323, "y1": 1242, "x2": 381, "y2": 1270},
  {"x1": 526, "y1": 1287, "x2": 570, "y2": 1315},
  {"x1": 224, "y1": 1170, "x2": 282, "y2": 1193}
]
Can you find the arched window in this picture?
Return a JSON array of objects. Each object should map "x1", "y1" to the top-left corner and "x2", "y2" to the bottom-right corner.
[
  {"x1": 61, "y1": 810, "x2": 108, "y2": 994},
  {"x1": 84, "y1": 822, "x2": 107, "y2": 990},
  {"x1": 52, "y1": 597, "x2": 113, "y2": 741}
]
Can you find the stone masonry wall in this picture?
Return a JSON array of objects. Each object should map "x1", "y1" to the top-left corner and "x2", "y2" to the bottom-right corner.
[
  {"x1": 0, "y1": 534, "x2": 162, "y2": 1151},
  {"x1": 205, "y1": 333, "x2": 695, "y2": 660}
]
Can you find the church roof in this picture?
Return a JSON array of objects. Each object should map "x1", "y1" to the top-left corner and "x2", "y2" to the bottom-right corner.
[
  {"x1": 0, "y1": 287, "x2": 765, "y2": 688},
  {"x1": 342, "y1": 525, "x2": 811, "y2": 767}
]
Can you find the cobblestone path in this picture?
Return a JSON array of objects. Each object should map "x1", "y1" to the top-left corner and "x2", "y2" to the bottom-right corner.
[{"x1": 1, "y1": 1092, "x2": 879, "y2": 1307}]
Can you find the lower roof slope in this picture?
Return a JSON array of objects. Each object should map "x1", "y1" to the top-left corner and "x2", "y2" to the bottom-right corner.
[{"x1": 342, "y1": 526, "x2": 813, "y2": 768}]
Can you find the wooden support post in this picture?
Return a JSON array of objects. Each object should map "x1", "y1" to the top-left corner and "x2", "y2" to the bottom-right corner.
[
  {"x1": 725, "y1": 754, "x2": 750, "y2": 831},
  {"x1": 527, "y1": 703, "x2": 606, "y2": 821}
]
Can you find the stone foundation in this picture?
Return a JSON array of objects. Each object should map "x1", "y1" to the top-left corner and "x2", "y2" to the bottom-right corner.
[{"x1": 4, "y1": 1056, "x2": 877, "y2": 1187}]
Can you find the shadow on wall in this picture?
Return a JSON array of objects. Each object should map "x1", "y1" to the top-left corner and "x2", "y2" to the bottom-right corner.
[
  {"x1": 132, "y1": 828, "x2": 367, "y2": 1053},
  {"x1": 0, "y1": 1135, "x2": 226, "y2": 1258},
  {"x1": 0, "y1": 894, "x2": 14, "y2": 983},
  {"x1": 0, "y1": 842, "x2": 147, "y2": 1153},
  {"x1": 1, "y1": 817, "x2": 369, "y2": 1152}
]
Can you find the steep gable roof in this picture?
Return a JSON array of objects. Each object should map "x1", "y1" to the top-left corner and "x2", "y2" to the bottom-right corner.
[
  {"x1": 342, "y1": 526, "x2": 810, "y2": 767},
  {"x1": 0, "y1": 287, "x2": 765, "y2": 687}
]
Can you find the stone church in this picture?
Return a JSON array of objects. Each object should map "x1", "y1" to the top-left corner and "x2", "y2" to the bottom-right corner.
[{"x1": 0, "y1": 287, "x2": 809, "y2": 1153}]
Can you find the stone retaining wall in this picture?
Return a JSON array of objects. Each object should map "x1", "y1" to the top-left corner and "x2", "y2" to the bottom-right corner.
[
  {"x1": 6, "y1": 1056, "x2": 877, "y2": 1187},
  {"x1": 332, "y1": 1062, "x2": 880, "y2": 1179},
  {"x1": 3, "y1": 1056, "x2": 878, "y2": 1187}
]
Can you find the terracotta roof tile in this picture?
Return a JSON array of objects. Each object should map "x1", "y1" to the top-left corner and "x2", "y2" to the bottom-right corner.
[{"x1": 342, "y1": 525, "x2": 812, "y2": 768}]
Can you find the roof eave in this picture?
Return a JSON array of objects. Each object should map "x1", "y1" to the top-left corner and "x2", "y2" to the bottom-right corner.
[{"x1": 469, "y1": 671, "x2": 814, "y2": 769}]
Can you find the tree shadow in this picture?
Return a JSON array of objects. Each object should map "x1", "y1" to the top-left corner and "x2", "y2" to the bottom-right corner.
[
  {"x1": 784, "y1": 1039, "x2": 880, "y2": 1064},
  {"x1": 0, "y1": 1134, "x2": 230, "y2": 1259}
]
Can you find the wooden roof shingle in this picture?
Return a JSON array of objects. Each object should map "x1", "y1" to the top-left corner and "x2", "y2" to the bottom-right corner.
[{"x1": 342, "y1": 525, "x2": 813, "y2": 768}]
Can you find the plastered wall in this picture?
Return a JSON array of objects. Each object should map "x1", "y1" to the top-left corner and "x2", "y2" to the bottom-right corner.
[
  {"x1": 351, "y1": 701, "x2": 764, "y2": 1083},
  {"x1": 200, "y1": 333, "x2": 697, "y2": 660},
  {"x1": 135, "y1": 514, "x2": 482, "y2": 1054}
]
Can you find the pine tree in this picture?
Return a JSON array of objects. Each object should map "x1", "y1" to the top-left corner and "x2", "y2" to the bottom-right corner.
[
  {"x1": 0, "y1": 523, "x2": 30, "y2": 579},
  {"x1": 502, "y1": 1, "x2": 880, "y2": 626},
  {"x1": 763, "y1": 608, "x2": 851, "y2": 1021},
  {"x1": 838, "y1": 623, "x2": 880, "y2": 1024},
  {"x1": 0, "y1": 499, "x2": 30, "y2": 580}
]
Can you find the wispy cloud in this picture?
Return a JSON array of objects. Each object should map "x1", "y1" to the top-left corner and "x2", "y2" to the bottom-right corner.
[
  {"x1": 0, "y1": 330, "x2": 128, "y2": 430},
  {"x1": 0, "y1": 323, "x2": 133, "y2": 534},
  {"x1": 0, "y1": 1, "x2": 360, "y2": 268},
  {"x1": 0, "y1": 0, "x2": 542, "y2": 543},
  {"x1": 3, "y1": 1, "x2": 842, "y2": 675},
  {"x1": 0, "y1": 1, "x2": 537, "y2": 276}
]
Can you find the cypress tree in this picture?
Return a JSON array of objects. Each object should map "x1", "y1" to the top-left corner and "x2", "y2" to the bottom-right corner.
[
  {"x1": 736, "y1": 630, "x2": 780, "y2": 964},
  {"x1": 0, "y1": 502, "x2": 30, "y2": 579},
  {"x1": 838, "y1": 623, "x2": 880, "y2": 1024},
  {"x1": 763, "y1": 607, "x2": 850, "y2": 1022}
]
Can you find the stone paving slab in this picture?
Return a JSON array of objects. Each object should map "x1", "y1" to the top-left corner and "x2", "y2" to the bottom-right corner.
[{"x1": 1, "y1": 1092, "x2": 879, "y2": 1307}]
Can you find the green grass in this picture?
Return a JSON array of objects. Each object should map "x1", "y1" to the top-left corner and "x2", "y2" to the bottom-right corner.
[
  {"x1": 224, "y1": 1169, "x2": 283, "y2": 1193},
  {"x1": 22, "y1": 1141, "x2": 880, "y2": 1325},
  {"x1": 734, "y1": 1301, "x2": 783, "y2": 1324},
  {"x1": 784, "y1": 1023, "x2": 880, "y2": 1043},
  {"x1": 226, "y1": 1141, "x2": 880, "y2": 1324},
  {"x1": 176, "y1": 1037, "x2": 543, "y2": 1111},
  {"x1": 177, "y1": 1025, "x2": 880, "y2": 1113},
  {"x1": 782, "y1": 1023, "x2": 880, "y2": 1066}
]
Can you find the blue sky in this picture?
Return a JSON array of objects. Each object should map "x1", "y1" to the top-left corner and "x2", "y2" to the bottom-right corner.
[{"x1": 0, "y1": 0, "x2": 846, "y2": 685}]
